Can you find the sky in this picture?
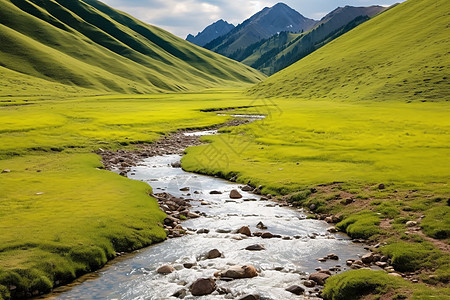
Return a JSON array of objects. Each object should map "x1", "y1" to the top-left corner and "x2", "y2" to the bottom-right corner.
[{"x1": 101, "y1": 0, "x2": 405, "y2": 38}]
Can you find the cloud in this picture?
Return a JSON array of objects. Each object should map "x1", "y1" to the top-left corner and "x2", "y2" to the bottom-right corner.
[{"x1": 100, "y1": 0, "x2": 405, "y2": 38}]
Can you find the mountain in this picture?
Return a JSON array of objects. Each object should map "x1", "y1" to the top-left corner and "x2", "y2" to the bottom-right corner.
[
  {"x1": 204, "y1": 3, "x2": 317, "y2": 59},
  {"x1": 243, "y1": 5, "x2": 387, "y2": 75},
  {"x1": 186, "y1": 19, "x2": 235, "y2": 47},
  {"x1": 248, "y1": 0, "x2": 449, "y2": 102},
  {"x1": 0, "y1": 0, "x2": 264, "y2": 97}
]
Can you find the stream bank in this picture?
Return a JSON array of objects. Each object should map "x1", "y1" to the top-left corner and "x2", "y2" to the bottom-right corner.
[{"x1": 38, "y1": 117, "x2": 381, "y2": 299}]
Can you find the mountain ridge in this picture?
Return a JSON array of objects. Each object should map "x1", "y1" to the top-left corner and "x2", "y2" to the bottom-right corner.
[
  {"x1": 186, "y1": 19, "x2": 235, "y2": 47},
  {"x1": 0, "y1": 0, "x2": 264, "y2": 97}
]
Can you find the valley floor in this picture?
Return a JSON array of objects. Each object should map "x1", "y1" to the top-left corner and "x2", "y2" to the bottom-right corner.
[{"x1": 0, "y1": 92, "x2": 449, "y2": 299}]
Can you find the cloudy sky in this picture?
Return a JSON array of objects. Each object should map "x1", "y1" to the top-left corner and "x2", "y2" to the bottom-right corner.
[{"x1": 101, "y1": 0, "x2": 405, "y2": 38}]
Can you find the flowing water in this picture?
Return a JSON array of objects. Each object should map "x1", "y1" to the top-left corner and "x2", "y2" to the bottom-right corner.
[{"x1": 47, "y1": 129, "x2": 371, "y2": 300}]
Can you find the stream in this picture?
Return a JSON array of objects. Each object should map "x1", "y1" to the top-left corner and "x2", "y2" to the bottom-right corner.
[{"x1": 47, "y1": 127, "x2": 372, "y2": 300}]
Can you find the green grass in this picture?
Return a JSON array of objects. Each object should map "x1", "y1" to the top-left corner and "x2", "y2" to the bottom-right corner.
[
  {"x1": 182, "y1": 100, "x2": 450, "y2": 193},
  {"x1": 380, "y1": 241, "x2": 449, "y2": 273},
  {"x1": 322, "y1": 269, "x2": 450, "y2": 300},
  {"x1": 0, "y1": 0, "x2": 264, "y2": 97},
  {"x1": 248, "y1": 0, "x2": 449, "y2": 102},
  {"x1": 0, "y1": 153, "x2": 166, "y2": 298},
  {"x1": 336, "y1": 211, "x2": 380, "y2": 239}
]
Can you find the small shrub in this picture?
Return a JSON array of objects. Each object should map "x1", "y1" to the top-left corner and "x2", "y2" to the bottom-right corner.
[
  {"x1": 69, "y1": 246, "x2": 107, "y2": 271},
  {"x1": 322, "y1": 270, "x2": 402, "y2": 300},
  {"x1": 336, "y1": 211, "x2": 380, "y2": 239},
  {"x1": 421, "y1": 206, "x2": 450, "y2": 239},
  {"x1": 288, "y1": 190, "x2": 311, "y2": 204},
  {"x1": 381, "y1": 241, "x2": 441, "y2": 272},
  {"x1": 29, "y1": 276, "x2": 52, "y2": 293}
]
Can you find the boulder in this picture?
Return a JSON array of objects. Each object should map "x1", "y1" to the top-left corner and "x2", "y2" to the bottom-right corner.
[
  {"x1": 157, "y1": 265, "x2": 175, "y2": 274},
  {"x1": 245, "y1": 244, "x2": 265, "y2": 251},
  {"x1": 361, "y1": 252, "x2": 374, "y2": 264},
  {"x1": 237, "y1": 226, "x2": 252, "y2": 236},
  {"x1": 210, "y1": 190, "x2": 222, "y2": 194},
  {"x1": 197, "y1": 229, "x2": 209, "y2": 234},
  {"x1": 217, "y1": 265, "x2": 258, "y2": 279},
  {"x1": 378, "y1": 183, "x2": 386, "y2": 189},
  {"x1": 179, "y1": 187, "x2": 190, "y2": 191},
  {"x1": 309, "y1": 272, "x2": 330, "y2": 285},
  {"x1": 230, "y1": 189, "x2": 243, "y2": 199},
  {"x1": 189, "y1": 278, "x2": 216, "y2": 296},
  {"x1": 207, "y1": 249, "x2": 222, "y2": 259},
  {"x1": 1, "y1": 169, "x2": 11, "y2": 173},
  {"x1": 286, "y1": 285, "x2": 305, "y2": 295}
]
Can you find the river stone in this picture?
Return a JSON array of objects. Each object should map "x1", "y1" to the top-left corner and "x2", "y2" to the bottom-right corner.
[
  {"x1": 303, "y1": 280, "x2": 316, "y2": 287},
  {"x1": 197, "y1": 228, "x2": 209, "y2": 234},
  {"x1": 241, "y1": 185, "x2": 253, "y2": 191},
  {"x1": 157, "y1": 265, "x2": 175, "y2": 274},
  {"x1": 172, "y1": 288, "x2": 187, "y2": 298},
  {"x1": 327, "y1": 227, "x2": 338, "y2": 233},
  {"x1": 171, "y1": 161, "x2": 181, "y2": 168},
  {"x1": 406, "y1": 221, "x2": 417, "y2": 227},
  {"x1": 261, "y1": 232, "x2": 274, "y2": 239},
  {"x1": 210, "y1": 190, "x2": 222, "y2": 194},
  {"x1": 256, "y1": 221, "x2": 267, "y2": 230},
  {"x1": 183, "y1": 262, "x2": 197, "y2": 269},
  {"x1": 237, "y1": 226, "x2": 252, "y2": 236},
  {"x1": 238, "y1": 295, "x2": 260, "y2": 300},
  {"x1": 361, "y1": 252, "x2": 374, "y2": 264},
  {"x1": 327, "y1": 253, "x2": 339, "y2": 260},
  {"x1": 286, "y1": 285, "x2": 305, "y2": 295},
  {"x1": 309, "y1": 272, "x2": 330, "y2": 285},
  {"x1": 230, "y1": 189, "x2": 243, "y2": 199},
  {"x1": 207, "y1": 249, "x2": 222, "y2": 259},
  {"x1": 218, "y1": 265, "x2": 258, "y2": 279},
  {"x1": 179, "y1": 187, "x2": 190, "y2": 191},
  {"x1": 245, "y1": 244, "x2": 265, "y2": 251},
  {"x1": 189, "y1": 278, "x2": 216, "y2": 296}
]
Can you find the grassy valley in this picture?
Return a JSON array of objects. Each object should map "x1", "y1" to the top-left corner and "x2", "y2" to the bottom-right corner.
[{"x1": 0, "y1": 0, "x2": 449, "y2": 299}]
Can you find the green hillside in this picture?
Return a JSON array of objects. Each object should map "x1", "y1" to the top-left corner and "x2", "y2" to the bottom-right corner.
[
  {"x1": 249, "y1": 0, "x2": 449, "y2": 101},
  {"x1": 0, "y1": 0, "x2": 264, "y2": 97}
]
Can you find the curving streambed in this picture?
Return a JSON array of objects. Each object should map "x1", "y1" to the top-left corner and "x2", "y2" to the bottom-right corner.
[{"x1": 45, "y1": 123, "x2": 372, "y2": 300}]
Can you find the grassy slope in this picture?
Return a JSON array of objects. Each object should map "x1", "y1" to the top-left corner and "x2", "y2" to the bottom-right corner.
[
  {"x1": 248, "y1": 0, "x2": 449, "y2": 102},
  {"x1": 0, "y1": 0, "x2": 264, "y2": 97},
  {"x1": 0, "y1": 92, "x2": 270, "y2": 299}
]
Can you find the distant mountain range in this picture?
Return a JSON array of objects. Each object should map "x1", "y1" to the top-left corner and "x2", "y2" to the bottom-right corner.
[
  {"x1": 0, "y1": 0, "x2": 264, "y2": 96},
  {"x1": 186, "y1": 19, "x2": 235, "y2": 47},
  {"x1": 187, "y1": 3, "x2": 387, "y2": 75},
  {"x1": 203, "y1": 3, "x2": 316, "y2": 57}
]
